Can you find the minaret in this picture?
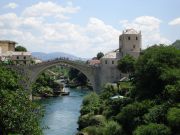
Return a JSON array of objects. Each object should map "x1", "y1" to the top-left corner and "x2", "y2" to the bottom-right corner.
[{"x1": 119, "y1": 29, "x2": 141, "y2": 58}]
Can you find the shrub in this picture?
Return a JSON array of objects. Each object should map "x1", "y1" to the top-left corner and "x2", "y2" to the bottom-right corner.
[
  {"x1": 82, "y1": 121, "x2": 124, "y2": 135},
  {"x1": 89, "y1": 115, "x2": 106, "y2": 127},
  {"x1": 144, "y1": 104, "x2": 169, "y2": 124},
  {"x1": 81, "y1": 92, "x2": 100, "y2": 115},
  {"x1": 83, "y1": 126, "x2": 104, "y2": 135},
  {"x1": 103, "y1": 97, "x2": 133, "y2": 119},
  {"x1": 165, "y1": 81, "x2": 180, "y2": 102},
  {"x1": 78, "y1": 113, "x2": 93, "y2": 130},
  {"x1": 103, "y1": 121, "x2": 124, "y2": 135},
  {"x1": 133, "y1": 123, "x2": 171, "y2": 135},
  {"x1": 167, "y1": 107, "x2": 180, "y2": 134},
  {"x1": 116, "y1": 101, "x2": 153, "y2": 134}
]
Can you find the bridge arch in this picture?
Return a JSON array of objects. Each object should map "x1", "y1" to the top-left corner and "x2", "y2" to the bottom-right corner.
[{"x1": 27, "y1": 59, "x2": 100, "y2": 92}]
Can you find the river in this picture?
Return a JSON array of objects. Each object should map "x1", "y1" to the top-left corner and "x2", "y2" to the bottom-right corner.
[{"x1": 39, "y1": 88, "x2": 89, "y2": 135}]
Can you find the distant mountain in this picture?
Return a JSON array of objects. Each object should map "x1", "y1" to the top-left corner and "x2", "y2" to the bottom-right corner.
[
  {"x1": 172, "y1": 40, "x2": 180, "y2": 49},
  {"x1": 32, "y1": 52, "x2": 88, "y2": 61}
]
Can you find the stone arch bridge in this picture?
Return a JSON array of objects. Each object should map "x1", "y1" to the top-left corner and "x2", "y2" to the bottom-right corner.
[{"x1": 10, "y1": 59, "x2": 102, "y2": 93}]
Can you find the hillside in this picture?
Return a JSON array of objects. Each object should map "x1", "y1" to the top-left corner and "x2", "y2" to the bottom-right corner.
[
  {"x1": 172, "y1": 40, "x2": 180, "y2": 49},
  {"x1": 32, "y1": 52, "x2": 88, "y2": 61}
]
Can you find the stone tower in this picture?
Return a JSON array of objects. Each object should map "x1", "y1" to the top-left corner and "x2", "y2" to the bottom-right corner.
[{"x1": 119, "y1": 29, "x2": 141, "y2": 58}]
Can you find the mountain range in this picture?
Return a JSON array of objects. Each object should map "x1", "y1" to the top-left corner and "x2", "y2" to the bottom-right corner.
[{"x1": 32, "y1": 52, "x2": 88, "y2": 61}]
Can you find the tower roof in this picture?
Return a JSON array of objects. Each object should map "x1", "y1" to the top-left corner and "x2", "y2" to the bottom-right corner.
[{"x1": 123, "y1": 29, "x2": 139, "y2": 34}]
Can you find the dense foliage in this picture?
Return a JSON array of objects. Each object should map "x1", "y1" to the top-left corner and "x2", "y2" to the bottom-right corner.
[
  {"x1": 117, "y1": 54, "x2": 135, "y2": 74},
  {"x1": 0, "y1": 64, "x2": 43, "y2": 135},
  {"x1": 78, "y1": 45, "x2": 180, "y2": 135},
  {"x1": 133, "y1": 123, "x2": 171, "y2": 135},
  {"x1": 32, "y1": 70, "x2": 63, "y2": 97},
  {"x1": 133, "y1": 45, "x2": 180, "y2": 99},
  {"x1": 15, "y1": 45, "x2": 27, "y2": 52}
]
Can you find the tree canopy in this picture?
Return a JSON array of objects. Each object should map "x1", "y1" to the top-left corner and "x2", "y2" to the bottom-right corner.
[
  {"x1": 117, "y1": 54, "x2": 135, "y2": 74},
  {"x1": 133, "y1": 45, "x2": 180, "y2": 99},
  {"x1": 15, "y1": 45, "x2": 27, "y2": 52},
  {"x1": 0, "y1": 64, "x2": 43, "y2": 135},
  {"x1": 97, "y1": 52, "x2": 104, "y2": 60}
]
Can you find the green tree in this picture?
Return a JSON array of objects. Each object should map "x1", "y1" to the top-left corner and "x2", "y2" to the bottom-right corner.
[
  {"x1": 0, "y1": 90, "x2": 43, "y2": 135},
  {"x1": 117, "y1": 54, "x2": 135, "y2": 74},
  {"x1": 15, "y1": 45, "x2": 27, "y2": 52},
  {"x1": 167, "y1": 107, "x2": 180, "y2": 134},
  {"x1": 81, "y1": 92, "x2": 100, "y2": 115},
  {"x1": 97, "y1": 52, "x2": 104, "y2": 60},
  {"x1": 81, "y1": 120, "x2": 124, "y2": 135},
  {"x1": 144, "y1": 104, "x2": 169, "y2": 124},
  {"x1": 0, "y1": 65, "x2": 43, "y2": 134},
  {"x1": 165, "y1": 81, "x2": 180, "y2": 102},
  {"x1": 133, "y1": 123, "x2": 171, "y2": 135},
  {"x1": 116, "y1": 101, "x2": 153, "y2": 134},
  {"x1": 133, "y1": 45, "x2": 180, "y2": 99},
  {"x1": 103, "y1": 121, "x2": 124, "y2": 135}
]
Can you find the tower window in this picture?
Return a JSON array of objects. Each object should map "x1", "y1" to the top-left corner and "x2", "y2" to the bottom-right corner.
[
  {"x1": 105, "y1": 60, "x2": 107, "y2": 64},
  {"x1": 133, "y1": 45, "x2": 136, "y2": 49},
  {"x1": 128, "y1": 36, "x2": 131, "y2": 40},
  {"x1": 136, "y1": 37, "x2": 138, "y2": 40}
]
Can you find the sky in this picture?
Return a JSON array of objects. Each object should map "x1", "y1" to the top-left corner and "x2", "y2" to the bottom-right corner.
[{"x1": 0, "y1": 0, "x2": 180, "y2": 58}]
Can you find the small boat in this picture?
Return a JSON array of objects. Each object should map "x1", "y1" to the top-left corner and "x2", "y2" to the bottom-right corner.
[
  {"x1": 61, "y1": 91, "x2": 70, "y2": 96},
  {"x1": 60, "y1": 87, "x2": 70, "y2": 96}
]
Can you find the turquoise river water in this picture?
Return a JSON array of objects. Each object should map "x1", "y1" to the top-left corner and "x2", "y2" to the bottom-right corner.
[{"x1": 39, "y1": 88, "x2": 89, "y2": 135}]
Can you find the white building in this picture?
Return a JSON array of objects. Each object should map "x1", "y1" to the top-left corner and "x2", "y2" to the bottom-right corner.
[
  {"x1": 0, "y1": 40, "x2": 32, "y2": 65},
  {"x1": 99, "y1": 29, "x2": 141, "y2": 84}
]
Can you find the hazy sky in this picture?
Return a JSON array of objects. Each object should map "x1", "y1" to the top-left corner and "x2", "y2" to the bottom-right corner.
[{"x1": 0, "y1": 0, "x2": 180, "y2": 58}]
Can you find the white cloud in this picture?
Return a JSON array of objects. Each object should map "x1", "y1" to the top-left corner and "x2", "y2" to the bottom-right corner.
[
  {"x1": 0, "y1": 2, "x2": 121, "y2": 58},
  {"x1": 22, "y1": 1, "x2": 80, "y2": 20},
  {"x1": 4, "y1": 2, "x2": 18, "y2": 9},
  {"x1": 169, "y1": 18, "x2": 180, "y2": 26},
  {"x1": 120, "y1": 16, "x2": 171, "y2": 48},
  {"x1": 0, "y1": 13, "x2": 22, "y2": 28},
  {"x1": 0, "y1": 3, "x2": 170, "y2": 58}
]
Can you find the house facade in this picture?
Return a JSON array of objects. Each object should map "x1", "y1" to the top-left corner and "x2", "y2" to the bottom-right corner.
[{"x1": 0, "y1": 40, "x2": 32, "y2": 65}]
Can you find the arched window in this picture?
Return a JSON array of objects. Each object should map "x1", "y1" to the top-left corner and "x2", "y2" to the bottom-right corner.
[
  {"x1": 128, "y1": 36, "x2": 131, "y2": 40},
  {"x1": 136, "y1": 37, "x2": 138, "y2": 40}
]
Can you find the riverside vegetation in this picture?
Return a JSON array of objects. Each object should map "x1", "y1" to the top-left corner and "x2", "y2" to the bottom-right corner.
[
  {"x1": 0, "y1": 43, "x2": 179, "y2": 135},
  {"x1": 0, "y1": 64, "x2": 43, "y2": 135},
  {"x1": 77, "y1": 45, "x2": 180, "y2": 135}
]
